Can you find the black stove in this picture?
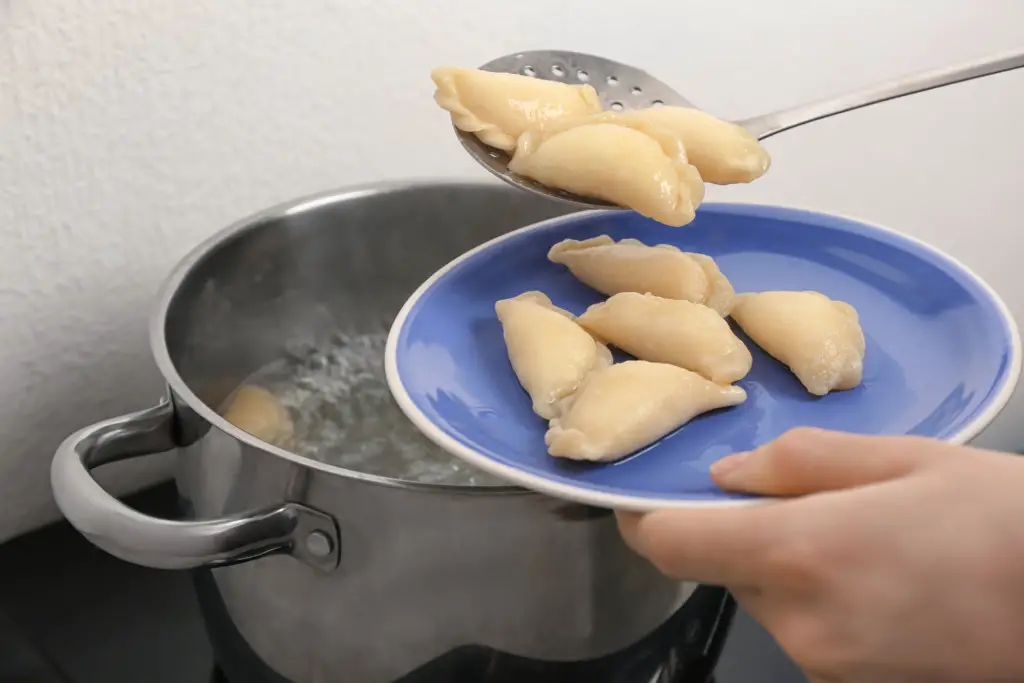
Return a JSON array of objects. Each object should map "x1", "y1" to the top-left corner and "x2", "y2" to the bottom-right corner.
[{"x1": 0, "y1": 484, "x2": 806, "y2": 683}]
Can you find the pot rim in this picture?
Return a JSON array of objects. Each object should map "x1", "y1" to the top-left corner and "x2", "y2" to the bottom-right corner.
[
  {"x1": 155, "y1": 179, "x2": 1022, "y2": 502},
  {"x1": 149, "y1": 178, "x2": 532, "y2": 495}
]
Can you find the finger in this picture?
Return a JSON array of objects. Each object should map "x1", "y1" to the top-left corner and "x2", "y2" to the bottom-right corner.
[
  {"x1": 616, "y1": 504, "x2": 785, "y2": 587},
  {"x1": 615, "y1": 512, "x2": 645, "y2": 555},
  {"x1": 710, "y1": 427, "x2": 952, "y2": 496}
]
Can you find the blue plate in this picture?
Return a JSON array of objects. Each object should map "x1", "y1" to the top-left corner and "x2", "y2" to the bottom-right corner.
[{"x1": 384, "y1": 204, "x2": 1021, "y2": 510}]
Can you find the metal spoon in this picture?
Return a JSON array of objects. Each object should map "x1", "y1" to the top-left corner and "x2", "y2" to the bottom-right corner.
[{"x1": 455, "y1": 48, "x2": 1024, "y2": 210}]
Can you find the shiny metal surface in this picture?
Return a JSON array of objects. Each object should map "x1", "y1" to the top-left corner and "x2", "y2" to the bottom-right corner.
[
  {"x1": 458, "y1": 47, "x2": 1024, "y2": 210},
  {"x1": 51, "y1": 400, "x2": 340, "y2": 571},
  {"x1": 740, "y1": 46, "x2": 1024, "y2": 139},
  {"x1": 51, "y1": 180, "x2": 702, "y2": 683}
]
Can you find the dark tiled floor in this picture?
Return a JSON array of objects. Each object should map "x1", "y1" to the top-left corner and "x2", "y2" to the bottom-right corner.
[{"x1": 0, "y1": 484, "x2": 804, "y2": 683}]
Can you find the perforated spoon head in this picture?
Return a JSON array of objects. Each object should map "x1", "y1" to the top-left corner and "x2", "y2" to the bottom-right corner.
[
  {"x1": 454, "y1": 50, "x2": 693, "y2": 210},
  {"x1": 451, "y1": 47, "x2": 1024, "y2": 208}
]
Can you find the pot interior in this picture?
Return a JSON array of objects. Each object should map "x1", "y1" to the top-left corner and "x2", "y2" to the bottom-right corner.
[{"x1": 161, "y1": 181, "x2": 576, "y2": 483}]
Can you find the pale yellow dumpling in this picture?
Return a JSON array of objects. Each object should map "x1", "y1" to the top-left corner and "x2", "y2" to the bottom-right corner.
[
  {"x1": 495, "y1": 291, "x2": 612, "y2": 419},
  {"x1": 685, "y1": 252, "x2": 736, "y2": 316},
  {"x1": 730, "y1": 291, "x2": 866, "y2": 396},
  {"x1": 431, "y1": 67, "x2": 602, "y2": 152},
  {"x1": 222, "y1": 385, "x2": 294, "y2": 447},
  {"x1": 548, "y1": 235, "x2": 734, "y2": 313},
  {"x1": 578, "y1": 293, "x2": 752, "y2": 384},
  {"x1": 508, "y1": 113, "x2": 706, "y2": 227},
  {"x1": 621, "y1": 106, "x2": 770, "y2": 184},
  {"x1": 546, "y1": 361, "x2": 747, "y2": 462}
]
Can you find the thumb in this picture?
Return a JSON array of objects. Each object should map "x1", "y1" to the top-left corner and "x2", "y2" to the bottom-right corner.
[{"x1": 710, "y1": 428, "x2": 953, "y2": 496}]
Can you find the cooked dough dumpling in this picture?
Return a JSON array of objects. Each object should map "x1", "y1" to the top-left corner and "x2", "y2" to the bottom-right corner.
[
  {"x1": 495, "y1": 291, "x2": 612, "y2": 419},
  {"x1": 730, "y1": 291, "x2": 866, "y2": 396},
  {"x1": 548, "y1": 235, "x2": 735, "y2": 314},
  {"x1": 508, "y1": 113, "x2": 706, "y2": 227},
  {"x1": 621, "y1": 106, "x2": 771, "y2": 184},
  {"x1": 431, "y1": 67, "x2": 602, "y2": 152},
  {"x1": 685, "y1": 252, "x2": 736, "y2": 316},
  {"x1": 578, "y1": 293, "x2": 752, "y2": 384},
  {"x1": 222, "y1": 385, "x2": 294, "y2": 447},
  {"x1": 546, "y1": 361, "x2": 747, "y2": 462}
]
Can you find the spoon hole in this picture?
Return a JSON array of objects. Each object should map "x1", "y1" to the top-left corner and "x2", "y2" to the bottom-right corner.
[
  {"x1": 651, "y1": 99, "x2": 665, "y2": 107},
  {"x1": 606, "y1": 75, "x2": 619, "y2": 86},
  {"x1": 610, "y1": 101, "x2": 624, "y2": 111},
  {"x1": 576, "y1": 69, "x2": 589, "y2": 82},
  {"x1": 523, "y1": 66, "x2": 536, "y2": 77},
  {"x1": 551, "y1": 65, "x2": 565, "y2": 77},
  {"x1": 631, "y1": 86, "x2": 643, "y2": 95}
]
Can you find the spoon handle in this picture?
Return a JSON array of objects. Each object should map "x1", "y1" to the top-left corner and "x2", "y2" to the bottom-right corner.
[{"x1": 738, "y1": 47, "x2": 1024, "y2": 140}]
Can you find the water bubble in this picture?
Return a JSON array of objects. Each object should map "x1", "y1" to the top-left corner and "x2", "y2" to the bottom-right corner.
[{"x1": 231, "y1": 332, "x2": 504, "y2": 486}]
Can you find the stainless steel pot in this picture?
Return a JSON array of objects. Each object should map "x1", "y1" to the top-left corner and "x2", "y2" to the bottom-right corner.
[{"x1": 50, "y1": 181, "x2": 732, "y2": 683}]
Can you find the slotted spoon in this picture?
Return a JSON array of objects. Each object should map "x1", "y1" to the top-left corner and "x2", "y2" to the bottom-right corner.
[{"x1": 454, "y1": 48, "x2": 1024, "y2": 209}]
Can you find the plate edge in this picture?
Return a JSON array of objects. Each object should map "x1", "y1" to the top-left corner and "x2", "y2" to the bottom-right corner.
[{"x1": 383, "y1": 202, "x2": 1024, "y2": 509}]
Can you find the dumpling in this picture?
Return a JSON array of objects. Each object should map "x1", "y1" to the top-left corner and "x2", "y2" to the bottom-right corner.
[
  {"x1": 495, "y1": 291, "x2": 612, "y2": 419},
  {"x1": 546, "y1": 361, "x2": 747, "y2": 462},
  {"x1": 620, "y1": 106, "x2": 771, "y2": 184},
  {"x1": 578, "y1": 293, "x2": 752, "y2": 384},
  {"x1": 548, "y1": 235, "x2": 734, "y2": 314},
  {"x1": 730, "y1": 291, "x2": 866, "y2": 396},
  {"x1": 222, "y1": 385, "x2": 293, "y2": 447},
  {"x1": 431, "y1": 67, "x2": 602, "y2": 152},
  {"x1": 686, "y1": 252, "x2": 736, "y2": 316},
  {"x1": 508, "y1": 113, "x2": 706, "y2": 227}
]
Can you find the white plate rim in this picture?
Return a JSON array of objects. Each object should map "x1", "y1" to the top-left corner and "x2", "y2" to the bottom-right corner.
[{"x1": 384, "y1": 201, "x2": 1023, "y2": 512}]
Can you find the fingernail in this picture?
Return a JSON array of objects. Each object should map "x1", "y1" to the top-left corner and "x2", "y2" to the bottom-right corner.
[{"x1": 710, "y1": 451, "x2": 750, "y2": 479}]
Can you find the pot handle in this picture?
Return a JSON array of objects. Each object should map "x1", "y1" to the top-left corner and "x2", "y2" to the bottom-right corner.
[{"x1": 50, "y1": 398, "x2": 340, "y2": 572}]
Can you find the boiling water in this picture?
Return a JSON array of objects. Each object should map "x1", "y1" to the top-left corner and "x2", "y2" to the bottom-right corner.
[{"x1": 236, "y1": 332, "x2": 506, "y2": 486}]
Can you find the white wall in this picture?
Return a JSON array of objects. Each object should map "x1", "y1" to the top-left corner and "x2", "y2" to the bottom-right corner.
[{"x1": 1, "y1": 1, "x2": 1023, "y2": 542}]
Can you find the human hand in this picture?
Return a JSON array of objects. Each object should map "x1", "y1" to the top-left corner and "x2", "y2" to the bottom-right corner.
[{"x1": 617, "y1": 428, "x2": 1024, "y2": 683}]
